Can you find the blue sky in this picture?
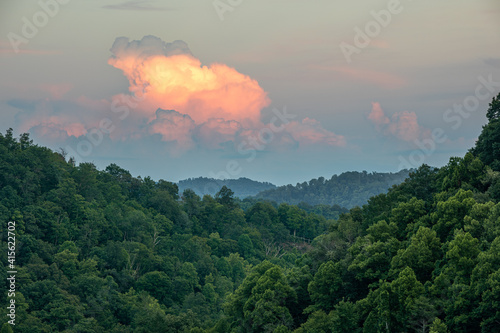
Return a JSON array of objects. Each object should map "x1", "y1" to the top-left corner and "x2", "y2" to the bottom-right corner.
[{"x1": 1, "y1": 0, "x2": 499, "y2": 185}]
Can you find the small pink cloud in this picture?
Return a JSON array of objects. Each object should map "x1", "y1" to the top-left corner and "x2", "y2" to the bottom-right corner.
[
  {"x1": 387, "y1": 111, "x2": 421, "y2": 142},
  {"x1": 368, "y1": 102, "x2": 430, "y2": 142},
  {"x1": 368, "y1": 102, "x2": 390, "y2": 128}
]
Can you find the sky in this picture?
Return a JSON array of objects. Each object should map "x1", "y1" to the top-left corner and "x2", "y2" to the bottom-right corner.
[{"x1": 1, "y1": 0, "x2": 499, "y2": 185}]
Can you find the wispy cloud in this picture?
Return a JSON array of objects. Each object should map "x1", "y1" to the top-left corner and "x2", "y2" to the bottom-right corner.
[{"x1": 102, "y1": 0, "x2": 175, "y2": 11}]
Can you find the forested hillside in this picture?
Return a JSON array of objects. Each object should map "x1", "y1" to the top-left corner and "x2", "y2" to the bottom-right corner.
[
  {"x1": 177, "y1": 178, "x2": 276, "y2": 199},
  {"x1": 0, "y1": 129, "x2": 332, "y2": 332},
  {"x1": 0, "y1": 92, "x2": 499, "y2": 333},
  {"x1": 255, "y1": 170, "x2": 410, "y2": 208}
]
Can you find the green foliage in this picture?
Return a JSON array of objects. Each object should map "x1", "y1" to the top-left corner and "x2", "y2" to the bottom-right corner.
[
  {"x1": 390, "y1": 227, "x2": 441, "y2": 282},
  {"x1": 472, "y1": 92, "x2": 500, "y2": 171},
  {"x1": 429, "y1": 318, "x2": 448, "y2": 333},
  {"x1": 348, "y1": 226, "x2": 400, "y2": 284},
  {"x1": 215, "y1": 185, "x2": 236, "y2": 208},
  {"x1": 307, "y1": 261, "x2": 343, "y2": 312},
  {"x1": 293, "y1": 310, "x2": 331, "y2": 333},
  {"x1": 0, "y1": 130, "x2": 322, "y2": 332},
  {"x1": 136, "y1": 271, "x2": 172, "y2": 306},
  {"x1": 225, "y1": 261, "x2": 297, "y2": 332},
  {"x1": 431, "y1": 189, "x2": 476, "y2": 241},
  {"x1": 0, "y1": 323, "x2": 13, "y2": 333},
  {"x1": 389, "y1": 197, "x2": 427, "y2": 237},
  {"x1": 391, "y1": 267, "x2": 424, "y2": 313}
]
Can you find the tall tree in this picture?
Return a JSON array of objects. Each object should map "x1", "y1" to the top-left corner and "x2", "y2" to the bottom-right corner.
[{"x1": 472, "y1": 92, "x2": 500, "y2": 170}]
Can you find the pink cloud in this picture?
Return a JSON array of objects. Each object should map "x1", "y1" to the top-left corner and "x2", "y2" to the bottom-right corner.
[
  {"x1": 18, "y1": 109, "x2": 88, "y2": 138},
  {"x1": 108, "y1": 36, "x2": 270, "y2": 125},
  {"x1": 368, "y1": 102, "x2": 390, "y2": 128},
  {"x1": 368, "y1": 102, "x2": 430, "y2": 142},
  {"x1": 29, "y1": 122, "x2": 87, "y2": 141},
  {"x1": 195, "y1": 118, "x2": 242, "y2": 149},
  {"x1": 387, "y1": 111, "x2": 421, "y2": 142},
  {"x1": 148, "y1": 109, "x2": 196, "y2": 149}
]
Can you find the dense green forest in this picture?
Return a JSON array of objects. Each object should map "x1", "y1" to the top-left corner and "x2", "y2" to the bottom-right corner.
[
  {"x1": 1, "y1": 92, "x2": 500, "y2": 332},
  {"x1": 255, "y1": 170, "x2": 410, "y2": 208},
  {"x1": 177, "y1": 178, "x2": 276, "y2": 199}
]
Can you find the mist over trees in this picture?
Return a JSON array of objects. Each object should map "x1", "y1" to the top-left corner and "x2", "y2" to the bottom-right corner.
[
  {"x1": 177, "y1": 177, "x2": 276, "y2": 199},
  {"x1": 178, "y1": 171, "x2": 410, "y2": 210},
  {"x1": 0, "y1": 92, "x2": 499, "y2": 332},
  {"x1": 256, "y1": 170, "x2": 410, "y2": 208}
]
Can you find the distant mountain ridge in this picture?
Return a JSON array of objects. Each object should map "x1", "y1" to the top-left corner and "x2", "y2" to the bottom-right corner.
[
  {"x1": 177, "y1": 177, "x2": 276, "y2": 198},
  {"x1": 255, "y1": 170, "x2": 411, "y2": 208},
  {"x1": 178, "y1": 170, "x2": 410, "y2": 209}
]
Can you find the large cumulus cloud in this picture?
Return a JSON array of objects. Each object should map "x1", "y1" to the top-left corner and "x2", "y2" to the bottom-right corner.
[{"x1": 13, "y1": 36, "x2": 345, "y2": 155}]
